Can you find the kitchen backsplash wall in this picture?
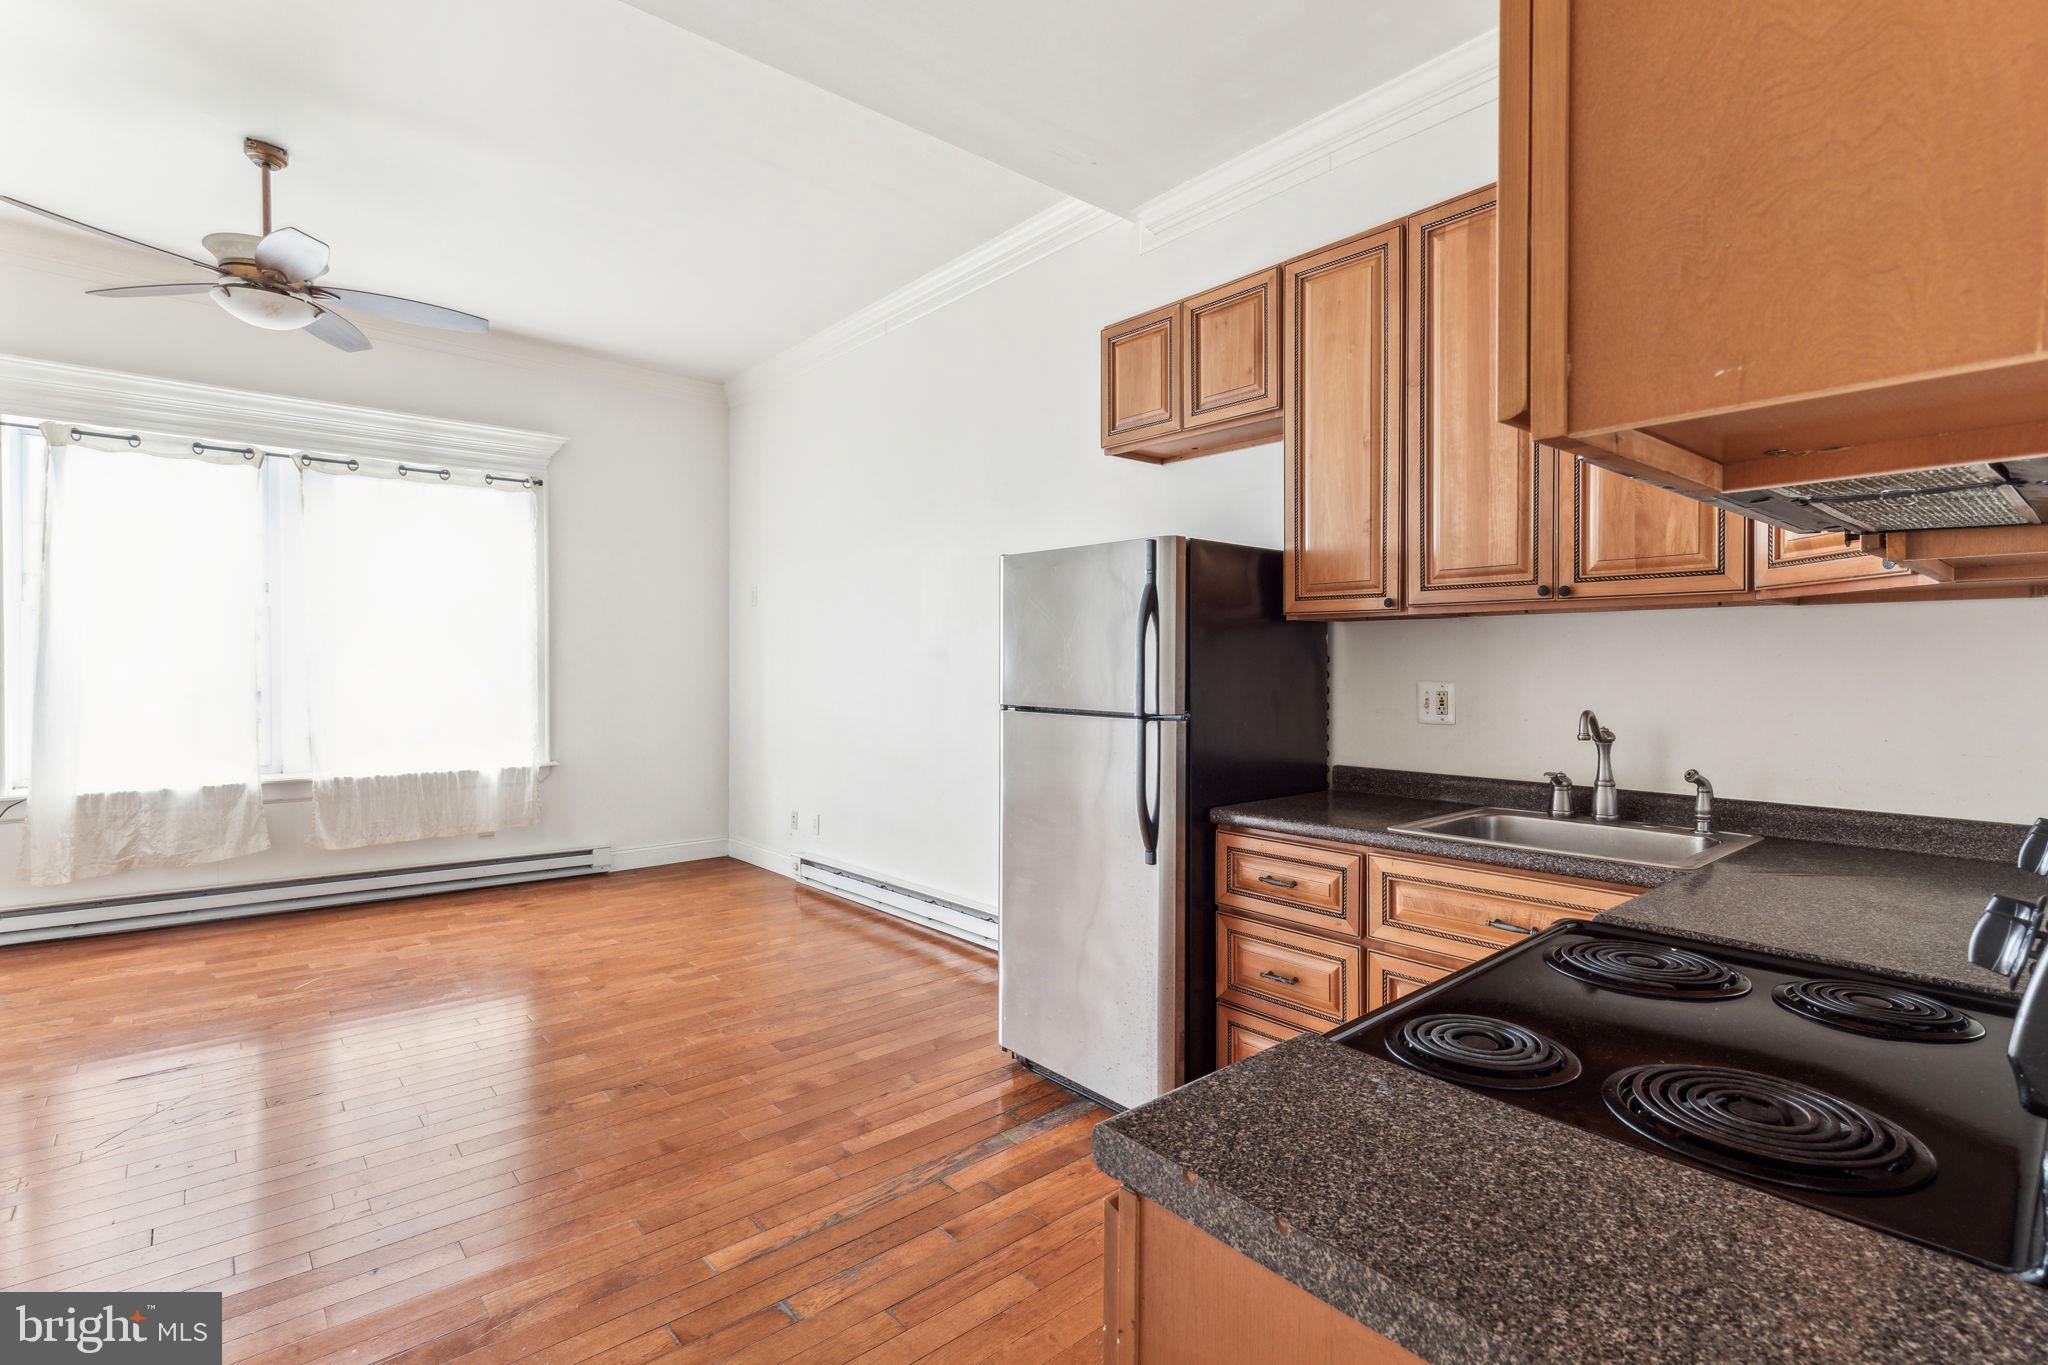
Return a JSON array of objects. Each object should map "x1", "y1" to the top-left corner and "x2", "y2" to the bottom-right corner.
[{"x1": 1329, "y1": 597, "x2": 2048, "y2": 825}]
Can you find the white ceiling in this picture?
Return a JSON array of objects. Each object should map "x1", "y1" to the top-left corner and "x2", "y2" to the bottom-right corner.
[
  {"x1": 0, "y1": 0, "x2": 1494, "y2": 380},
  {"x1": 626, "y1": 0, "x2": 1497, "y2": 213},
  {"x1": 0, "y1": 0, "x2": 1057, "y2": 379}
]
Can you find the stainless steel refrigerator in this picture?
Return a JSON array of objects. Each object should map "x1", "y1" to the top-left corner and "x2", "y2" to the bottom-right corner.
[{"x1": 998, "y1": 537, "x2": 1327, "y2": 1110}]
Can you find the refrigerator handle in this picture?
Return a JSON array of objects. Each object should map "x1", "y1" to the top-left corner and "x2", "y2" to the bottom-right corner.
[{"x1": 1134, "y1": 551, "x2": 1160, "y2": 865}]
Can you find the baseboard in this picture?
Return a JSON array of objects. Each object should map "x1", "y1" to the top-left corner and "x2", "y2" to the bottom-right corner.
[
  {"x1": 611, "y1": 837, "x2": 729, "y2": 871},
  {"x1": 727, "y1": 837, "x2": 799, "y2": 878}
]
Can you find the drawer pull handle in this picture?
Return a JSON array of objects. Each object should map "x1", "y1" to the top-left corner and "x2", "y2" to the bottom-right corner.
[
  {"x1": 1258, "y1": 969, "x2": 1301, "y2": 986},
  {"x1": 1256, "y1": 874, "x2": 1299, "y2": 889},
  {"x1": 1485, "y1": 917, "x2": 1538, "y2": 936}
]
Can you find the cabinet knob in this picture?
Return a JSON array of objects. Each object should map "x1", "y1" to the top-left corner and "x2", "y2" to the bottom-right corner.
[
  {"x1": 1536, "y1": 585, "x2": 1553, "y2": 598},
  {"x1": 1381, "y1": 596, "x2": 1395, "y2": 609},
  {"x1": 1557, "y1": 585, "x2": 1575, "y2": 598}
]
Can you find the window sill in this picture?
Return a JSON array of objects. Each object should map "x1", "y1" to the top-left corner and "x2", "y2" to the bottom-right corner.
[{"x1": 0, "y1": 761, "x2": 558, "y2": 824}]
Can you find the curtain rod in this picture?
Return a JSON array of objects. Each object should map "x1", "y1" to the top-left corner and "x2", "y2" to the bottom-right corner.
[{"x1": 0, "y1": 419, "x2": 543, "y2": 488}]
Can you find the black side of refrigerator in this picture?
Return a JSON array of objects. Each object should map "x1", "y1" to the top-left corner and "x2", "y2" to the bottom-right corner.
[{"x1": 1180, "y1": 539, "x2": 1330, "y2": 1079}]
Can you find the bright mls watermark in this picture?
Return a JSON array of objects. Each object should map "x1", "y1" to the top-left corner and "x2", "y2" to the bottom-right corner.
[{"x1": 1, "y1": 1294, "x2": 221, "y2": 1363}]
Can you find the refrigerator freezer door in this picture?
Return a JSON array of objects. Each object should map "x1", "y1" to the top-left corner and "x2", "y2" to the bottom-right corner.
[
  {"x1": 999, "y1": 707, "x2": 1185, "y2": 1109},
  {"x1": 1000, "y1": 538, "x2": 1185, "y2": 715}
]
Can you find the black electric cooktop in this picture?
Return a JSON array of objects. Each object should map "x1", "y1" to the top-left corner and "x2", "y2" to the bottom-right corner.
[{"x1": 1329, "y1": 921, "x2": 2048, "y2": 1275}]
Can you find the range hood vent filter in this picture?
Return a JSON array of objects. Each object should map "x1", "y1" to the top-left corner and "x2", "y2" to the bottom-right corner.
[{"x1": 1772, "y1": 462, "x2": 2043, "y2": 533}]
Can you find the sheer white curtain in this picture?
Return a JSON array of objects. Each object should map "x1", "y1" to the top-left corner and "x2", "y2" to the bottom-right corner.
[
  {"x1": 19, "y1": 426, "x2": 270, "y2": 885},
  {"x1": 296, "y1": 467, "x2": 543, "y2": 849}
]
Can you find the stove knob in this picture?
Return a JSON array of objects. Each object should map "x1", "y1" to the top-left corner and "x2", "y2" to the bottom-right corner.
[
  {"x1": 1971, "y1": 894, "x2": 2044, "y2": 985},
  {"x1": 2020, "y1": 819, "x2": 2048, "y2": 877}
]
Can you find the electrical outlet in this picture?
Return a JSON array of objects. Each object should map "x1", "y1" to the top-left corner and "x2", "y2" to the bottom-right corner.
[
  {"x1": 1417, "y1": 681, "x2": 1456, "y2": 725},
  {"x1": 788, "y1": 810, "x2": 799, "y2": 834}
]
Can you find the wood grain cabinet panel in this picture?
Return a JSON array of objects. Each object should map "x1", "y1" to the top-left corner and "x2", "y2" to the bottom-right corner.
[
  {"x1": 1284, "y1": 223, "x2": 1406, "y2": 616},
  {"x1": 1215, "y1": 831, "x2": 1365, "y2": 937},
  {"x1": 1406, "y1": 186, "x2": 1554, "y2": 608},
  {"x1": 1752, "y1": 523, "x2": 1915, "y2": 592},
  {"x1": 1366, "y1": 852, "x2": 1635, "y2": 962},
  {"x1": 1559, "y1": 455, "x2": 1748, "y2": 599},
  {"x1": 1366, "y1": 946, "x2": 1455, "y2": 1010},
  {"x1": 1216, "y1": 913, "x2": 1362, "y2": 1031},
  {"x1": 1183, "y1": 268, "x2": 1281, "y2": 431},
  {"x1": 1102, "y1": 305, "x2": 1180, "y2": 450},
  {"x1": 1216, "y1": 1003, "x2": 1305, "y2": 1067}
]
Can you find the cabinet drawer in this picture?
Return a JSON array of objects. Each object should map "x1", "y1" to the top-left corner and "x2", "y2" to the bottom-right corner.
[
  {"x1": 1216, "y1": 831, "x2": 1365, "y2": 937},
  {"x1": 1366, "y1": 947, "x2": 1456, "y2": 1011},
  {"x1": 1365, "y1": 854, "x2": 1635, "y2": 962},
  {"x1": 1216, "y1": 913, "x2": 1363, "y2": 1031},
  {"x1": 1217, "y1": 1003, "x2": 1305, "y2": 1067}
]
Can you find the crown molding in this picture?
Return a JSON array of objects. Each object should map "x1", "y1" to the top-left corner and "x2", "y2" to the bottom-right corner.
[
  {"x1": 726, "y1": 34, "x2": 1500, "y2": 406},
  {"x1": 1132, "y1": 29, "x2": 1500, "y2": 249},
  {"x1": 0, "y1": 218, "x2": 727, "y2": 407},
  {"x1": 725, "y1": 196, "x2": 1118, "y2": 408},
  {"x1": 0, "y1": 352, "x2": 566, "y2": 475}
]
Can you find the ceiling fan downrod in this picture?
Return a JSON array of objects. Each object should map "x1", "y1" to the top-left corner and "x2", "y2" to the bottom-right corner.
[{"x1": 243, "y1": 137, "x2": 288, "y2": 236}]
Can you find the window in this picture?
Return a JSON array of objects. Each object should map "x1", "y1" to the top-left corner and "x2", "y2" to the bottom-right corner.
[{"x1": 0, "y1": 417, "x2": 549, "y2": 795}]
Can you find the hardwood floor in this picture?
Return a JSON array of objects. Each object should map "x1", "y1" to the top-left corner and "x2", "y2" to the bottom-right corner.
[{"x1": 0, "y1": 858, "x2": 1115, "y2": 1363}]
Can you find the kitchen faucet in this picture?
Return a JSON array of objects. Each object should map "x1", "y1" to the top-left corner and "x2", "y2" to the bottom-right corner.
[
  {"x1": 1683, "y1": 769, "x2": 1714, "y2": 835},
  {"x1": 1577, "y1": 709, "x2": 1618, "y2": 821}
]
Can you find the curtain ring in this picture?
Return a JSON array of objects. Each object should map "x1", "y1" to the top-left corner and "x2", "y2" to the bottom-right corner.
[
  {"x1": 346, "y1": 458, "x2": 360, "y2": 472},
  {"x1": 297, "y1": 454, "x2": 312, "y2": 468}
]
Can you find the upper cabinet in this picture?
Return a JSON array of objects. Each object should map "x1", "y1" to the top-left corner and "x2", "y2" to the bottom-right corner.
[
  {"x1": 1753, "y1": 526, "x2": 1916, "y2": 595},
  {"x1": 1100, "y1": 305, "x2": 1179, "y2": 453},
  {"x1": 1405, "y1": 188, "x2": 1553, "y2": 609},
  {"x1": 1497, "y1": 0, "x2": 2048, "y2": 579},
  {"x1": 1559, "y1": 457, "x2": 1747, "y2": 600},
  {"x1": 1283, "y1": 225, "x2": 1405, "y2": 616},
  {"x1": 1101, "y1": 269, "x2": 1283, "y2": 463}
]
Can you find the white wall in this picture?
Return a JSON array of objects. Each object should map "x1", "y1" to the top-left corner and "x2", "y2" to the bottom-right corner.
[
  {"x1": 731, "y1": 89, "x2": 2048, "y2": 910},
  {"x1": 1329, "y1": 598, "x2": 2046, "y2": 824},
  {"x1": 728, "y1": 103, "x2": 1499, "y2": 910},
  {"x1": 0, "y1": 223, "x2": 729, "y2": 909}
]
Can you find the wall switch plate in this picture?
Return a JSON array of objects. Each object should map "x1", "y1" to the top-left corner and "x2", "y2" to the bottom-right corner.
[
  {"x1": 788, "y1": 810, "x2": 799, "y2": 834},
  {"x1": 1418, "y1": 681, "x2": 1456, "y2": 725}
]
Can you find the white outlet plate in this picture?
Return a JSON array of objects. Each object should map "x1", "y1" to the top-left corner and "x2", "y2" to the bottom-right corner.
[{"x1": 1417, "y1": 681, "x2": 1456, "y2": 725}]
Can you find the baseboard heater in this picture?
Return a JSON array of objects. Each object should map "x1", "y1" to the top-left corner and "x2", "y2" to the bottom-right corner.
[
  {"x1": 0, "y1": 846, "x2": 614, "y2": 947},
  {"x1": 796, "y1": 859, "x2": 996, "y2": 951}
]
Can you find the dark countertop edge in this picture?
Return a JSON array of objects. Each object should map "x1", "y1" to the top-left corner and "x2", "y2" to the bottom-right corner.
[
  {"x1": 1090, "y1": 1121, "x2": 1512, "y2": 1365},
  {"x1": 1211, "y1": 801, "x2": 1676, "y2": 889}
]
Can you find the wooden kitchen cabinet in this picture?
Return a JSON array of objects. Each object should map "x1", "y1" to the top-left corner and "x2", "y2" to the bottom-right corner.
[
  {"x1": 1101, "y1": 304, "x2": 1180, "y2": 453},
  {"x1": 1557, "y1": 455, "x2": 1748, "y2": 600},
  {"x1": 1103, "y1": 1190, "x2": 1422, "y2": 1363},
  {"x1": 1212, "y1": 829, "x2": 1639, "y2": 1077},
  {"x1": 1102, "y1": 269, "x2": 1284, "y2": 462},
  {"x1": 1497, "y1": 0, "x2": 2048, "y2": 578},
  {"x1": 1405, "y1": 186, "x2": 1555, "y2": 609},
  {"x1": 1752, "y1": 524, "x2": 1916, "y2": 595},
  {"x1": 1282, "y1": 222, "x2": 1405, "y2": 616}
]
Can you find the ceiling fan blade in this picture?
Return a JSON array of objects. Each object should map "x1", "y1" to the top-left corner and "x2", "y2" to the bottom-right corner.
[
  {"x1": 86, "y1": 282, "x2": 220, "y2": 299},
  {"x1": 312, "y1": 285, "x2": 488, "y2": 333},
  {"x1": 0, "y1": 195, "x2": 216, "y2": 271},
  {"x1": 305, "y1": 308, "x2": 371, "y2": 353},
  {"x1": 255, "y1": 226, "x2": 330, "y2": 283}
]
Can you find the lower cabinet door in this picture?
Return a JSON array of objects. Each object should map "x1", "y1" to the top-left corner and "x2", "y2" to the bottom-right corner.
[
  {"x1": 1217, "y1": 1003, "x2": 1305, "y2": 1066},
  {"x1": 1216, "y1": 913, "x2": 1364, "y2": 1031},
  {"x1": 1366, "y1": 947, "x2": 1456, "y2": 1010}
]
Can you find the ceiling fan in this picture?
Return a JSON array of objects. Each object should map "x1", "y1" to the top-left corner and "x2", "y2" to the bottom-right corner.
[{"x1": 0, "y1": 137, "x2": 488, "y2": 353}]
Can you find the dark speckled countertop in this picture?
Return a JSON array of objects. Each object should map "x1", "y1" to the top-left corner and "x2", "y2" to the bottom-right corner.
[
  {"x1": 1092, "y1": 775, "x2": 2048, "y2": 1360},
  {"x1": 1095, "y1": 1038, "x2": 2048, "y2": 1363}
]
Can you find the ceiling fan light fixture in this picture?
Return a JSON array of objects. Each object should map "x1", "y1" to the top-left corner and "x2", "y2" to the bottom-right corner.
[{"x1": 209, "y1": 282, "x2": 319, "y2": 331}]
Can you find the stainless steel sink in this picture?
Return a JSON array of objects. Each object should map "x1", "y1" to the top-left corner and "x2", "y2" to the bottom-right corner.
[{"x1": 1385, "y1": 806, "x2": 1760, "y2": 871}]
